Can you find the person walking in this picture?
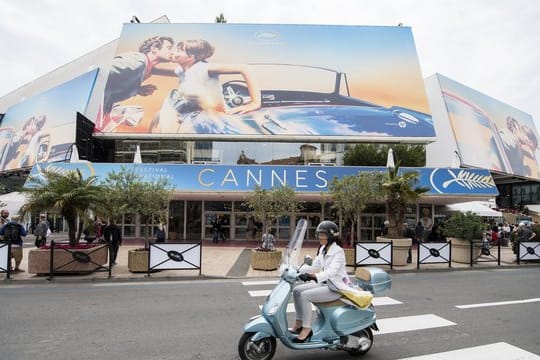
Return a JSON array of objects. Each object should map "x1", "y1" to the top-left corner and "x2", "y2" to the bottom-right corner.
[
  {"x1": 34, "y1": 213, "x2": 50, "y2": 247},
  {"x1": 104, "y1": 221, "x2": 122, "y2": 265},
  {"x1": 0, "y1": 214, "x2": 27, "y2": 272}
]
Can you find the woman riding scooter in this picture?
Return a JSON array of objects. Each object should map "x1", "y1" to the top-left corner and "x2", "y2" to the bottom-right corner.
[{"x1": 292, "y1": 220, "x2": 355, "y2": 342}]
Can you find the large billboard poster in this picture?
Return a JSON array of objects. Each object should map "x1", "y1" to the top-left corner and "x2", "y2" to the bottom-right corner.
[
  {"x1": 437, "y1": 74, "x2": 540, "y2": 179},
  {"x1": 96, "y1": 24, "x2": 434, "y2": 140},
  {"x1": 0, "y1": 69, "x2": 98, "y2": 172}
]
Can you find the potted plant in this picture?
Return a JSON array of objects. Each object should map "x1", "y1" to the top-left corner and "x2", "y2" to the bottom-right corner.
[
  {"x1": 441, "y1": 211, "x2": 484, "y2": 263},
  {"x1": 329, "y1": 172, "x2": 381, "y2": 266},
  {"x1": 127, "y1": 247, "x2": 149, "y2": 273},
  {"x1": 244, "y1": 185, "x2": 302, "y2": 271},
  {"x1": 376, "y1": 163, "x2": 429, "y2": 266}
]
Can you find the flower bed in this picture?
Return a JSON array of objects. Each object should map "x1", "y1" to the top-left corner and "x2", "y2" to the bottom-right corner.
[{"x1": 28, "y1": 244, "x2": 109, "y2": 274}]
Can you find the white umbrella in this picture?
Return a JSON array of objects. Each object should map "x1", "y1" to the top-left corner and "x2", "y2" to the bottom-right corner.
[
  {"x1": 69, "y1": 144, "x2": 80, "y2": 163},
  {"x1": 133, "y1": 144, "x2": 142, "y2": 164},
  {"x1": 386, "y1": 148, "x2": 395, "y2": 168},
  {"x1": 451, "y1": 150, "x2": 462, "y2": 168}
]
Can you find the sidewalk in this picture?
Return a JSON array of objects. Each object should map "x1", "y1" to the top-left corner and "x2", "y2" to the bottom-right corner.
[{"x1": 2, "y1": 237, "x2": 538, "y2": 283}]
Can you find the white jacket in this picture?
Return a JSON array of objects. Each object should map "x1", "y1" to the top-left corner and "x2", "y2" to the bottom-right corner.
[{"x1": 303, "y1": 242, "x2": 355, "y2": 292}]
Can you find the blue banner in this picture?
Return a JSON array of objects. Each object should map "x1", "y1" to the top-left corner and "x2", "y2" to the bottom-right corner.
[{"x1": 25, "y1": 162, "x2": 498, "y2": 196}]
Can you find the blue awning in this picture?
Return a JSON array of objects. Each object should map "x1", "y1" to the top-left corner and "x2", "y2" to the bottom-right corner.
[{"x1": 25, "y1": 162, "x2": 498, "y2": 197}]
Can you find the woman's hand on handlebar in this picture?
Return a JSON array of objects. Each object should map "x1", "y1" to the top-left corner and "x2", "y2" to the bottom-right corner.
[{"x1": 298, "y1": 273, "x2": 317, "y2": 282}]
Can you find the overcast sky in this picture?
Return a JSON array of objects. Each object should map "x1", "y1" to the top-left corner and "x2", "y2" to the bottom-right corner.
[{"x1": 1, "y1": 0, "x2": 538, "y2": 125}]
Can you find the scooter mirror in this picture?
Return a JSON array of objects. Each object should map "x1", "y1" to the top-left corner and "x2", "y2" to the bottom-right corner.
[{"x1": 303, "y1": 255, "x2": 313, "y2": 266}]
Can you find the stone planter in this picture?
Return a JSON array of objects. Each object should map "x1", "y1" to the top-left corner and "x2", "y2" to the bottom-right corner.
[
  {"x1": 376, "y1": 237, "x2": 412, "y2": 266},
  {"x1": 251, "y1": 250, "x2": 282, "y2": 271},
  {"x1": 28, "y1": 245, "x2": 108, "y2": 274},
  {"x1": 344, "y1": 248, "x2": 355, "y2": 266},
  {"x1": 128, "y1": 249, "x2": 149, "y2": 272},
  {"x1": 448, "y1": 238, "x2": 481, "y2": 264}
]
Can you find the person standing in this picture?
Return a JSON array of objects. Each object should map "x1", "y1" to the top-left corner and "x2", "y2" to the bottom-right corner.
[
  {"x1": 513, "y1": 222, "x2": 537, "y2": 258},
  {"x1": 261, "y1": 228, "x2": 276, "y2": 251},
  {"x1": 104, "y1": 221, "x2": 122, "y2": 265},
  {"x1": 155, "y1": 223, "x2": 166, "y2": 243},
  {"x1": 34, "y1": 213, "x2": 50, "y2": 247},
  {"x1": 0, "y1": 209, "x2": 10, "y2": 226},
  {"x1": 0, "y1": 214, "x2": 27, "y2": 272}
]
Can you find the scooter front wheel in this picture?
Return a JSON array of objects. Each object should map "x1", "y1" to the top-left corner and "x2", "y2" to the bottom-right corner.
[{"x1": 238, "y1": 332, "x2": 277, "y2": 360}]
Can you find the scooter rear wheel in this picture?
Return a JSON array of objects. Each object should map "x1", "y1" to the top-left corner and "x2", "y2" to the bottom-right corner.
[
  {"x1": 238, "y1": 332, "x2": 277, "y2": 360},
  {"x1": 346, "y1": 327, "x2": 374, "y2": 356}
]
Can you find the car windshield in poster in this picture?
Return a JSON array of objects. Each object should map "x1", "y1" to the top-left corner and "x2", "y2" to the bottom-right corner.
[
  {"x1": 96, "y1": 24, "x2": 434, "y2": 141},
  {"x1": 437, "y1": 74, "x2": 540, "y2": 180},
  {"x1": 0, "y1": 69, "x2": 98, "y2": 172}
]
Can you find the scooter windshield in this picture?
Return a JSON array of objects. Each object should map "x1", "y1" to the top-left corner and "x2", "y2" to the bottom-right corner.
[{"x1": 280, "y1": 218, "x2": 308, "y2": 269}]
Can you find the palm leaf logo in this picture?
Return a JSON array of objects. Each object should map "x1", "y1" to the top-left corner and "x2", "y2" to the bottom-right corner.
[{"x1": 442, "y1": 170, "x2": 495, "y2": 190}]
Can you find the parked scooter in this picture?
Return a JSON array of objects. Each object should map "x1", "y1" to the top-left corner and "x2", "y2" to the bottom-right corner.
[{"x1": 238, "y1": 219, "x2": 391, "y2": 359}]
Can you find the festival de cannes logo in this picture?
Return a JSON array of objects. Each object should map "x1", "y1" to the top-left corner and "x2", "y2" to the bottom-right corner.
[{"x1": 430, "y1": 169, "x2": 496, "y2": 194}]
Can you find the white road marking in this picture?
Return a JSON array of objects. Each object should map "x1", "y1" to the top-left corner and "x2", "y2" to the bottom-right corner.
[
  {"x1": 375, "y1": 314, "x2": 456, "y2": 335},
  {"x1": 397, "y1": 342, "x2": 540, "y2": 360},
  {"x1": 456, "y1": 297, "x2": 540, "y2": 309},
  {"x1": 242, "y1": 280, "x2": 279, "y2": 286}
]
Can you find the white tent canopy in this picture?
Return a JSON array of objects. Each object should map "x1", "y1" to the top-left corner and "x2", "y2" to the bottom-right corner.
[
  {"x1": 0, "y1": 191, "x2": 30, "y2": 221},
  {"x1": 445, "y1": 201, "x2": 502, "y2": 217}
]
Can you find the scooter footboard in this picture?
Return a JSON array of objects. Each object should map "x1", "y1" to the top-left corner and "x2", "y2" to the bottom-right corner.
[{"x1": 243, "y1": 315, "x2": 276, "y2": 340}]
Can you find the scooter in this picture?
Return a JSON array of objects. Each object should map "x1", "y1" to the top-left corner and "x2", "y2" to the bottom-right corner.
[{"x1": 238, "y1": 219, "x2": 392, "y2": 359}]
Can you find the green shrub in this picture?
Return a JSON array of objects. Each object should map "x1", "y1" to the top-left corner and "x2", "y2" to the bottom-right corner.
[{"x1": 441, "y1": 212, "x2": 484, "y2": 241}]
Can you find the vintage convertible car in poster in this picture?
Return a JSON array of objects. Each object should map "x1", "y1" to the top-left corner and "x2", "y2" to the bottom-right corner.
[{"x1": 145, "y1": 64, "x2": 434, "y2": 138}]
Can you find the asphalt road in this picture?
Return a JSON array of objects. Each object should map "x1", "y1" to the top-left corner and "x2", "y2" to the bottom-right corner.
[{"x1": 0, "y1": 267, "x2": 539, "y2": 360}]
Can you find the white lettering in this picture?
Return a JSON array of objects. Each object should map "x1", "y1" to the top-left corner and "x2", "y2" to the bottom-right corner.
[
  {"x1": 315, "y1": 170, "x2": 328, "y2": 189},
  {"x1": 271, "y1": 170, "x2": 286, "y2": 187},
  {"x1": 221, "y1": 169, "x2": 239, "y2": 187},
  {"x1": 295, "y1": 170, "x2": 308, "y2": 188},
  {"x1": 246, "y1": 169, "x2": 262, "y2": 187},
  {"x1": 198, "y1": 168, "x2": 215, "y2": 187}
]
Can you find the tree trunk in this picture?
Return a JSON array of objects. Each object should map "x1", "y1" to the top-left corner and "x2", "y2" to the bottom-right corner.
[{"x1": 66, "y1": 215, "x2": 78, "y2": 246}]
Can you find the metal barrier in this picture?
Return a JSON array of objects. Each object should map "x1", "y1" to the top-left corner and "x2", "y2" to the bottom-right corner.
[
  {"x1": 417, "y1": 242, "x2": 451, "y2": 269},
  {"x1": 148, "y1": 242, "x2": 202, "y2": 276},
  {"x1": 472, "y1": 239, "x2": 501, "y2": 266},
  {"x1": 48, "y1": 240, "x2": 112, "y2": 280},
  {"x1": 354, "y1": 241, "x2": 393, "y2": 269},
  {"x1": 517, "y1": 241, "x2": 540, "y2": 264},
  {"x1": 0, "y1": 241, "x2": 11, "y2": 279}
]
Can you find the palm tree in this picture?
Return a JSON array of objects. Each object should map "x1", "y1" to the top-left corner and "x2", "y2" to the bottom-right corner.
[
  {"x1": 381, "y1": 163, "x2": 429, "y2": 238},
  {"x1": 21, "y1": 169, "x2": 105, "y2": 246}
]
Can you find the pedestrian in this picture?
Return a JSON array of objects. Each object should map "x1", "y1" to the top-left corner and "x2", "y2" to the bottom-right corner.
[
  {"x1": 513, "y1": 222, "x2": 537, "y2": 258},
  {"x1": 0, "y1": 214, "x2": 27, "y2": 272},
  {"x1": 414, "y1": 221, "x2": 424, "y2": 244},
  {"x1": 0, "y1": 209, "x2": 10, "y2": 226},
  {"x1": 104, "y1": 220, "x2": 122, "y2": 265},
  {"x1": 261, "y1": 228, "x2": 276, "y2": 251},
  {"x1": 211, "y1": 217, "x2": 222, "y2": 243},
  {"x1": 155, "y1": 223, "x2": 166, "y2": 243},
  {"x1": 402, "y1": 222, "x2": 414, "y2": 263},
  {"x1": 381, "y1": 220, "x2": 389, "y2": 236},
  {"x1": 34, "y1": 213, "x2": 50, "y2": 248}
]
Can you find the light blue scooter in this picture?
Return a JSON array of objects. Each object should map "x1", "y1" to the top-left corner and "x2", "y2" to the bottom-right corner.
[{"x1": 238, "y1": 219, "x2": 392, "y2": 359}]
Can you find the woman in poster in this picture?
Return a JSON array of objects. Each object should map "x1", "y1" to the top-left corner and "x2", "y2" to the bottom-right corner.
[{"x1": 151, "y1": 39, "x2": 261, "y2": 134}]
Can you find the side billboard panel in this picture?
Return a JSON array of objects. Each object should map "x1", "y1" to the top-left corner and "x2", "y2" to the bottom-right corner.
[
  {"x1": 436, "y1": 74, "x2": 539, "y2": 179},
  {"x1": 0, "y1": 69, "x2": 98, "y2": 172},
  {"x1": 96, "y1": 24, "x2": 434, "y2": 141}
]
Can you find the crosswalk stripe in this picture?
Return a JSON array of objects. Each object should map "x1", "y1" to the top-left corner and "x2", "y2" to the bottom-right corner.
[
  {"x1": 397, "y1": 342, "x2": 540, "y2": 360},
  {"x1": 375, "y1": 314, "x2": 456, "y2": 335},
  {"x1": 456, "y1": 298, "x2": 540, "y2": 309},
  {"x1": 242, "y1": 280, "x2": 278, "y2": 286}
]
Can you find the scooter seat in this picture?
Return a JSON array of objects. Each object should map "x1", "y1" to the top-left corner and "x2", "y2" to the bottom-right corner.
[{"x1": 315, "y1": 290, "x2": 373, "y2": 309}]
